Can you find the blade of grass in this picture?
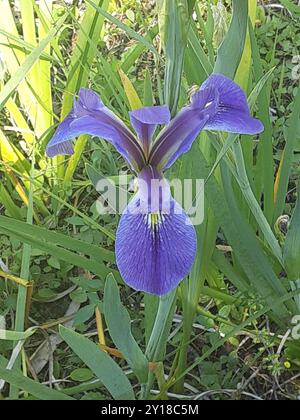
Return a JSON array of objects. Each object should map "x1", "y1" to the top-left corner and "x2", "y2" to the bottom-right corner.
[
  {"x1": 61, "y1": 0, "x2": 110, "y2": 185},
  {"x1": 0, "y1": 226, "x2": 120, "y2": 281},
  {"x1": 0, "y1": 365, "x2": 74, "y2": 400},
  {"x1": 214, "y1": 0, "x2": 248, "y2": 78},
  {"x1": 86, "y1": 0, "x2": 158, "y2": 57},
  {"x1": 0, "y1": 215, "x2": 115, "y2": 263},
  {"x1": 160, "y1": 0, "x2": 191, "y2": 115},
  {"x1": 249, "y1": 22, "x2": 275, "y2": 223},
  {"x1": 0, "y1": 13, "x2": 67, "y2": 111},
  {"x1": 274, "y1": 85, "x2": 300, "y2": 221},
  {"x1": 60, "y1": 325, "x2": 135, "y2": 400},
  {"x1": 10, "y1": 147, "x2": 35, "y2": 399}
]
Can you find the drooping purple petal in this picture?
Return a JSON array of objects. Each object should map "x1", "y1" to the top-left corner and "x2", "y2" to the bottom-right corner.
[
  {"x1": 115, "y1": 195, "x2": 197, "y2": 295},
  {"x1": 201, "y1": 74, "x2": 264, "y2": 134},
  {"x1": 149, "y1": 86, "x2": 219, "y2": 170},
  {"x1": 45, "y1": 113, "x2": 77, "y2": 157},
  {"x1": 46, "y1": 88, "x2": 146, "y2": 171},
  {"x1": 129, "y1": 105, "x2": 170, "y2": 156}
]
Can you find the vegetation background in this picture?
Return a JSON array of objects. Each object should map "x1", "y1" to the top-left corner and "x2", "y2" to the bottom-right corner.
[{"x1": 0, "y1": 0, "x2": 299, "y2": 400}]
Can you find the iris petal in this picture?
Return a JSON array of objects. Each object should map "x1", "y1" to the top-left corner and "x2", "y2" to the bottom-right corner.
[
  {"x1": 149, "y1": 86, "x2": 218, "y2": 170},
  {"x1": 46, "y1": 88, "x2": 145, "y2": 171},
  {"x1": 129, "y1": 105, "x2": 171, "y2": 156},
  {"x1": 116, "y1": 195, "x2": 197, "y2": 295},
  {"x1": 138, "y1": 165, "x2": 171, "y2": 214},
  {"x1": 201, "y1": 74, "x2": 264, "y2": 135},
  {"x1": 149, "y1": 74, "x2": 264, "y2": 170}
]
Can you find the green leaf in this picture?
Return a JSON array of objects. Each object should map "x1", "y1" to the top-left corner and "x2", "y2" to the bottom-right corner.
[
  {"x1": 73, "y1": 304, "x2": 96, "y2": 327},
  {"x1": 125, "y1": 10, "x2": 135, "y2": 23},
  {"x1": 0, "y1": 225, "x2": 118, "y2": 281},
  {"x1": 214, "y1": 0, "x2": 248, "y2": 78},
  {"x1": 119, "y1": 68, "x2": 143, "y2": 110},
  {"x1": 0, "y1": 215, "x2": 114, "y2": 263},
  {"x1": 71, "y1": 277, "x2": 103, "y2": 293},
  {"x1": 0, "y1": 184, "x2": 23, "y2": 220},
  {"x1": 0, "y1": 327, "x2": 36, "y2": 341},
  {"x1": 121, "y1": 26, "x2": 159, "y2": 74},
  {"x1": 274, "y1": 85, "x2": 300, "y2": 221},
  {"x1": 70, "y1": 368, "x2": 94, "y2": 382},
  {"x1": 60, "y1": 326, "x2": 135, "y2": 400},
  {"x1": 185, "y1": 22, "x2": 213, "y2": 84},
  {"x1": 160, "y1": 0, "x2": 191, "y2": 115},
  {"x1": 249, "y1": 21, "x2": 275, "y2": 223},
  {"x1": 284, "y1": 180, "x2": 300, "y2": 281},
  {"x1": 70, "y1": 289, "x2": 88, "y2": 304},
  {"x1": 0, "y1": 215, "x2": 120, "y2": 282},
  {"x1": 85, "y1": 0, "x2": 158, "y2": 57},
  {"x1": 144, "y1": 294, "x2": 159, "y2": 345},
  {"x1": 143, "y1": 69, "x2": 154, "y2": 106},
  {"x1": 62, "y1": 0, "x2": 111, "y2": 185},
  {"x1": 199, "y1": 147, "x2": 293, "y2": 320},
  {"x1": 0, "y1": 365, "x2": 74, "y2": 400},
  {"x1": 103, "y1": 274, "x2": 149, "y2": 384},
  {"x1": 280, "y1": 0, "x2": 300, "y2": 16}
]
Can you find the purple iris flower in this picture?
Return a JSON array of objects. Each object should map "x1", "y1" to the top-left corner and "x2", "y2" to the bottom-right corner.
[{"x1": 46, "y1": 74, "x2": 263, "y2": 295}]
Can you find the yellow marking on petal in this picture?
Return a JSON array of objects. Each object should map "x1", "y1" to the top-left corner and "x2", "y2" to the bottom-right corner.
[
  {"x1": 151, "y1": 213, "x2": 159, "y2": 228},
  {"x1": 145, "y1": 213, "x2": 166, "y2": 233}
]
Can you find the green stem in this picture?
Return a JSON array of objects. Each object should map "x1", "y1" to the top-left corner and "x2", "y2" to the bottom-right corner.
[{"x1": 140, "y1": 291, "x2": 176, "y2": 400}]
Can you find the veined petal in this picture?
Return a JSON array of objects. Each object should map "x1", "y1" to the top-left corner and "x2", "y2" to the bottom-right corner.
[
  {"x1": 116, "y1": 195, "x2": 197, "y2": 295},
  {"x1": 149, "y1": 86, "x2": 218, "y2": 170},
  {"x1": 138, "y1": 165, "x2": 171, "y2": 214},
  {"x1": 129, "y1": 105, "x2": 170, "y2": 156},
  {"x1": 201, "y1": 74, "x2": 264, "y2": 134},
  {"x1": 149, "y1": 74, "x2": 263, "y2": 170},
  {"x1": 46, "y1": 88, "x2": 146, "y2": 171}
]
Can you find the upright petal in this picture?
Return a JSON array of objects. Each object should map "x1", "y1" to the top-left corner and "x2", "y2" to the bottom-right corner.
[
  {"x1": 149, "y1": 74, "x2": 263, "y2": 170},
  {"x1": 129, "y1": 105, "x2": 170, "y2": 156},
  {"x1": 149, "y1": 86, "x2": 218, "y2": 170},
  {"x1": 116, "y1": 195, "x2": 197, "y2": 295},
  {"x1": 46, "y1": 88, "x2": 146, "y2": 171},
  {"x1": 201, "y1": 74, "x2": 264, "y2": 134}
]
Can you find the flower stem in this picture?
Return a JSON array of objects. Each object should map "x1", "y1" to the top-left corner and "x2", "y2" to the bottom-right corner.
[{"x1": 140, "y1": 290, "x2": 176, "y2": 400}]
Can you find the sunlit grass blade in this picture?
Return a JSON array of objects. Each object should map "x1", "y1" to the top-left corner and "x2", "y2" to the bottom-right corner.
[
  {"x1": 61, "y1": 0, "x2": 110, "y2": 185},
  {"x1": 119, "y1": 68, "x2": 143, "y2": 110},
  {"x1": 0, "y1": 13, "x2": 67, "y2": 111}
]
